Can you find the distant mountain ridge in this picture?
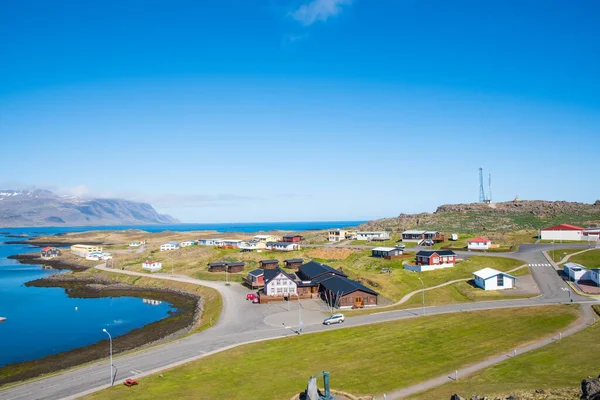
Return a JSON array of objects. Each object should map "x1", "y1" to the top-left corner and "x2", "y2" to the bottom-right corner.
[
  {"x1": 0, "y1": 189, "x2": 179, "y2": 227},
  {"x1": 359, "y1": 200, "x2": 600, "y2": 233}
]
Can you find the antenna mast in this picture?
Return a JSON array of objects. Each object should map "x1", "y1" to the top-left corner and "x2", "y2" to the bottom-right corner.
[
  {"x1": 488, "y1": 171, "x2": 492, "y2": 203},
  {"x1": 479, "y1": 167, "x2": 485, "y2": 203}
]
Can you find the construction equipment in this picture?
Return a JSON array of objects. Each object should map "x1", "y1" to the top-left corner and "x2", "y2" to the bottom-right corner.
[{"x1": 304, "y1": 371, "x2": 335, "y2": 400}]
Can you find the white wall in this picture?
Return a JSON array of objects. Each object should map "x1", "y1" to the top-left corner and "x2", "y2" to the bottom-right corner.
[
  {"x1": 477, "y1": 275, "x2": 515, "y2": 290},
  {"x1": 404, "y1": 263, "x2": 454, "y2": 272},
  {"x1": 468, "y1": 242, "x2": 490, "y2": 250},
  {"x1": 265, "y1": 275, "x2": 298, "y2": 296},
  {"x1": 541, "y1": 230, "x2": 583, "y2": 241}
]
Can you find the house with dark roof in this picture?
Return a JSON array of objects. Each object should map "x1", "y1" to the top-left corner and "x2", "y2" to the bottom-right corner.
[
  {"x1": 404, "y1": 250, "x2": 457, "y2": 272},
  {"x1": 372, "y1": 247, "x2": 403, "y2": 259},
  {"x1": 282, "y1": 234, "x2": 304, "y2": 243},
  {"x1": 207, "y1": 262, "x2": 228, "y2": 272},
  {"x1": 284, "y1": 258, "x2": 303, "y2": 270},
  {"x1": 320, "y1": 275, "x2": 378, "y2": 308},
  {"x1": 243, "y1": 268, "x2": 265, "y2": 289},
  {"x1": 41, "y1": 246, "x2": 61, "y2": 258},
  {"x1": 263, "y1": 267, "x2": 298, "y2": 297},
  {"x1": 227, "y1": 261, "x2": 245, "y2": 273},
  {"x1": 259, "y1": 259, "x2": 280, "y2": 269},
  {"x1": 297, "y1": 261, "x2": 347, "y2": 282}
]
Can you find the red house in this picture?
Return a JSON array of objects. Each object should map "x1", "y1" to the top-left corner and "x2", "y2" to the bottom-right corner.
[
  {"x1": 243, "y1": 268, "x2": 265, "y2": 289},
  {"x1": 415, "y1": 250, "x2": 456, "y2": 266},
  {"x1": 282, "y1": 235, "x2": 304, "y2": 243}
]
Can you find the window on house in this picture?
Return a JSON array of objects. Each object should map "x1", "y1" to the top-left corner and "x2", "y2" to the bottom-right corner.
[{"x1": 497, "y1": 275, "x2": 504, "y2": 286}]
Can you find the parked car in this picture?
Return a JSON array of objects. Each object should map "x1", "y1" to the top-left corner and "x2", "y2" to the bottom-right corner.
[
  {"x1": 252, "y1": 297, "x2": 259, "y2": 304},
  {"x1": 246, "y1": 293, "x2": 258, "y2": 301},
  {"x1": 323, "y1": 313, "x2": 345, "y2": 325}
]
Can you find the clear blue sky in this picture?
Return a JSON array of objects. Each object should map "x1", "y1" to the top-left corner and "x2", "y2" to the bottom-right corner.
[{"x1": 1, "y1": 0, "x2": 599, "y2": 223}]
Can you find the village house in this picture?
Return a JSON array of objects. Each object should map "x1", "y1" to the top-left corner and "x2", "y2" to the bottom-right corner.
[
  {"x1": 404, "y1": 250, "x2": 457, "y2": 272},
  {"x1": 71, "y1": 244, "x2": 103, "y2": 258},
  {"x1": 328, "y1": 229, "x2": 347, "y2": 242},
  {"x1": 271, "y1": 242, "x2": 300, "y2": 252},
  {"x1": 473, "y1": 268, "x2": 517, "y2": 290},
  {"x1": 282, "y1": 234, "x2": 304, "y2": 243},
  {"x1": 320, "y1": 275, "x2": 378, "y2": 308},
  {"x1": 227, "y1": 261, "x2": 245, "y2": 273},
  {"x1": 356, "y1": 231, "x2": 390, "y2": 241},
  {"x1": 371, "y1": 247, "x2": 403, "y2": 259},
  {"x1": 263, "y1": 267, "x2": 298, "y2": 297},
  {"x1": 583, "y1": 228, "x2": 600, "y2": 242},
  {"x1": 243, "y1": 268, "x2": 265, "y2": 289},
  {"x1": 239, "y1": 240, "x2": 267, "y2": 252},
  {"x1": 129, "y1": 241, "x2": 143, "y2": 248},
  {"x1": 180, "y1": 240, "x2": 196, "y2": 247},
  {"x1": 467, "y1": 237, "x2": 492, "y2": 251},
  {"x1": 540, "y1": 224, "x2": 585, "y2": 241},
  {"x1": 160, "y1": 242, "x2": 180, "y2": 251},
  {"x1": 41, "y1": 246, "x2": 61, "y2": 258},
  {"x1": 259, "y1": 259, "x2": 280, "y2": 269},
  {"x1": 207, "y1": 262, "x2": 227, "y2": 272},
  {"x1": 142, "y1": 261, "x2": 162, "y2": 272},
  {"x1": 219, "y1": 239, "x2": 243, "y2": 249},
  {"x1": 253, "y1": 235, "x2": 279, "y2": 243},
  {"x1": 563, "y1": 262, "x2": 596, "y2": 283},
  {"x1": 401, "y1": 230, "x2": 426, "y2": 242},
  {"x1": 297, "y1": 260, "x2": 347, "y2": 282},
  {"x1": 284, "y1": 258, "x2": 303, "y2": 269},
  {"x1": 197, "y1": 238, "x2": 224, "y2": 246}
]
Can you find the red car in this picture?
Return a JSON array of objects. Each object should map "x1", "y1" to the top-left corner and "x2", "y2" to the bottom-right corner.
[
  {"x1": 246, "y1": 293, "x2": 257, "y2": 301},
  {"x1": 252, "y1": 297, "x2": 259, "y2": 304}
]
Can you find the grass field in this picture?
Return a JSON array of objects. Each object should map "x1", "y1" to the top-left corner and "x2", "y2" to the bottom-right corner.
[
  {"x1": 413, "y1": 306, "x2": 600, "y2": 399},
  {"x1": 567, "y1": 249, "x2": 600, "y2": 269},
  {"x1": 547, "y1": 248, "x2": 589, "y2": 263},
  {"x1": 84, "y1": 305, "x2": 579, "y2": 400}
]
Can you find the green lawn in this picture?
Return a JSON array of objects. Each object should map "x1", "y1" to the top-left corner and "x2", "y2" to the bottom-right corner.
[
  {"x1": 567, "y1": 249, "x2": 600, "y2": 269},
  {"x1": 84, "y1": 305, "x2": 579, "y2": 400},
  {"x1": 413, "y1": 306, "x2": 600, "y2": 399},
  {"x1": 548, "y1": 248, "x2": 589, "y2": 263},
  {"x1": 320, "y1": 252, "x2": 523, "y2": 302}
]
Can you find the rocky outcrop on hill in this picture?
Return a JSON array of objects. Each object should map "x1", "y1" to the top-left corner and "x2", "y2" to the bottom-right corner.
[
  {"x1": 359, "y1": 200, "x2": 600, "y2": 233},
  {"x1": 582, "y1": 374, "x2": 600, "y2": 400},
  {"x1": 0, "y1": 189, "x2": 179, "y2": 227}
]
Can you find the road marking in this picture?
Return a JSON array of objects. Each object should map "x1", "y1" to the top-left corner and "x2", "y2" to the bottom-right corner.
[
  {"x1": 561, "y1": 288, "x2": 569, "y2": 291},
  {"x1": 130, "y1": 369, "x2": 143, "y2": 375}
]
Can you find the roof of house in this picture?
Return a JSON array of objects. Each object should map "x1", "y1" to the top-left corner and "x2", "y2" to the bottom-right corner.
[
  {"x1": 42, "y1": 246, "x2": 52, "y2": 251},
  {"x1": 473, "y1": 267, "x2": 517, "y2": 280},
  {"x1": 208, "y1": 262, "x2": 227, "y2": 267},
  {"x1": 260, "y1": 259, "x2": 279, "y2": 264},
  {"x1": 283, "y1": 234, "x2": 303, "y2": 238},
  {"x1": 162, "y1": 241, "x2": 179, "y2": 246},
  {"x1": 416, "y1": 250, "x2": 456, "y2": 257},
  {"x1": 320, "y1": 275, "x2": 378, "y2": 297},
  {"x1": 402, "y1": 230, "x2": 426, "y2": 235},
  {"x1": 285, "y1": 258, "x2": 303, "y2": 263},
  {"x1": 247, "y1": 268, "x2": 264, "y2": 277},
  {"x1": 424, "y1": 231, "x2": 439, "y2": 234},
  {"x1": 227, "y1": 262, "x2": 245, "y2": 267},
  {"x1": 564, "y1": 262, "x2": 587, "y2": 271},
  {"x1": 222, "y1": 239, "x2": 243, "y2": 243},
  {"x1": 372, "y1": 247, "x2": 397, "y2": 252},
  {"x1": 542, "y1": 224, "x2": 585, "y2": 231},
  {"x1": 273, "y1": 242, "x2": 295, "y2": 246},
  {"x1": 264, "y1": 267, "x2": 297, "y2": 285},
  {"x1": 143, "y1": 261, "x2": 160, "y2": 265},
  {"x1": 298, "y1": 261, "x2": 347, "y2": 280},
  {"x1": 468, "y1": 237, "x2": 491, "y2": 243},
  {"x1": 254, "y1": 235, "x2": 273, "y2": 239},
  {"x1": 199, "y1": 238, "x2": 224, "y2": 241},
  {"x1": 358, "y1": 231, "x2": 387, "y2": 235}
]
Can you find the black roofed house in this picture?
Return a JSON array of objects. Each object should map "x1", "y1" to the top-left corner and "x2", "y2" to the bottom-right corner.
[
  {"x1": 208, "y1": 262, "x2": 228, "y2": 272},
  {"x1": 259, "y1": 259, "x2": 280, "y2": 269},
  {"x1": 41, "y1": 246, "x2": 61, "y2": 259},
  {"x1": 263, "y1": 267, "x2": 298, "y2": 297},
  {"x1": 297, "y1": 261, "x2": 347, "y2": 282},
  {"x1": 404, "y1": 250, "x2": 457, "y2": 272},
  {"x1": 371, "y1": 247, "x2": 403, "y2": 259},
  {"x1": 243, "y1": 268, "x2": 264, "y2": 289},
  {"x1": 320, "y1": 276, "x2": 378, "y2": 308},
  {"x1": 282, "y1": 234, "x2": 304, "y2": 243},
  {"x1": 227, "y1": 261, "x2": 245, "y2": 273},
  {"x1": 284, "y1": 258, "x2": 303, "y2": 270}
]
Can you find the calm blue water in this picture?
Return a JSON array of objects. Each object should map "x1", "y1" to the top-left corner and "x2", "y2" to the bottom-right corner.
[
  {"x1": 0, "y1": 232, "x2": 176, "y2": 367},
  {"x1": 0, "y1": 221, "x2": 363, "y2": 367}
]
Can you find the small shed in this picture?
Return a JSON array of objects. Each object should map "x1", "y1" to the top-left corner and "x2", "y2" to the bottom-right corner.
[
  {"x1": 473, "y1": 268, "x2": 517, "y2": 290},
  {"x1": 227, "y1": 261, "x2": 245, "y2": 273},
  {"x1": 142, "y1": 261, "x2": 162, "y2": 272},
  {"x1": 371, "y1": 247, "x2": 403, "y2": 259},
  {"x1": 467, "y1": 237, "x2": 492, "y2": 250},
  {"x1": 563, "y1": 262, "x2": 592, "y2": 282},
  {"x1": 284, "y1": 258, "x2": 303, "y2": 269},
  {"x1": 208, "y1": 262, "x2": 228, "y2": 272},
  {"x1": 259, "y1": 259, "x2": 280, "y2": 269}
]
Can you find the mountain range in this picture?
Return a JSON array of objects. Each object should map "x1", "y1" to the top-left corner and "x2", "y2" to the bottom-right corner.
[{"x1": 0, "y1": 189, "x2": 179, "y2": 227}]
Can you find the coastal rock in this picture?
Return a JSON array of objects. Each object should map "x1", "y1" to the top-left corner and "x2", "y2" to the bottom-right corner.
[
  {"x1": 450, "y1": 395, "x2": 466, "y2": 400},
  {"x1": 581, "y1": 375, "x2": 600, "y2": 399}
]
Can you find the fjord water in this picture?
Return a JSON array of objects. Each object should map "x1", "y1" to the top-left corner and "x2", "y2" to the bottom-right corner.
[
  {"x1": 0, "y1": 232, "x2": 176, "y2": 367},
  {"x1": 0, "y1": 221, "x2": 364, "y2": 367}
]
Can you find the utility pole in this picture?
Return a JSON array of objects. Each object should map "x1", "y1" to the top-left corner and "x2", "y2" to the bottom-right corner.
[{"x1": 102, "y1": 329, "x2": 113, "y2": 386}]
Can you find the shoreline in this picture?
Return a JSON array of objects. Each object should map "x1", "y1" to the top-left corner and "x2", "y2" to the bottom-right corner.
[
  {"x1": 0, "y1": 273, "x2": 203, "y2": 386},
  {"x1": 7, "y1": 253, "x2": 92, "y2": 272}
]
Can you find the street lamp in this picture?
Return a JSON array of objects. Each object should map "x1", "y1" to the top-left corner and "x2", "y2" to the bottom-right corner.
[
  {"x1": 102, "y1": 329, "x2": 114, "y2": 386},
  {"x1": 293, "y1": 292, "x2": 303, "y2": 333}
]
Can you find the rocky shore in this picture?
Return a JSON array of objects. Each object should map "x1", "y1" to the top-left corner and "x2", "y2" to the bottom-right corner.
[
  {"x1": 7, "y1": 253, "x2": 91, "y2": 272},
  {"x1": 0, "y1": 274, "x2": 204, "y2": 386},
  {"x1": 3, "y1": 240, "x2": 106, "y2": 247}
]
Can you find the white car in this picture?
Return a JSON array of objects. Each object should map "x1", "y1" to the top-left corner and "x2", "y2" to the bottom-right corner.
[{"x1": 323, "y1": 314, "x2": 345, "y2": 325}]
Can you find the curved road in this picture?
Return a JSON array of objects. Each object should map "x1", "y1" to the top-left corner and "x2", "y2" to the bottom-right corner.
[{"x1": 0, "y1": 244, "x2": 597, "y2": 400}]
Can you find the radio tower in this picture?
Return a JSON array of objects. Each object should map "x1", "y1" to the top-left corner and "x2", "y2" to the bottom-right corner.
[
  {"x1": 488, "y1": 172, "x2": 492, "y2": 203},
  {"x1": 479, "y1": 167, "x2": 485, "y2": 203}
]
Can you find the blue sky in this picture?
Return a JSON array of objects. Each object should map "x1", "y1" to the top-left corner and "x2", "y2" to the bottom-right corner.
[{"x1": 1, "y1": 0, "x2": 599, "y2": 223}]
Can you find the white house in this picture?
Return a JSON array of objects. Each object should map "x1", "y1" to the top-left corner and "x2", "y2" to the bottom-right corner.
[
  {"x1": 563, "y1": 262, "x2": 595, "y2": 282},
  {"x1": 356, "y1": 231, "x2": 390, "y2": 241},
  {"x1": 264, "y1": 268, "x2": 298, "y2": 297},
  {"x1": 86, "y1": 251, "x2": 104, "y2": 261},
  {"x1": 239, "y1": 240, "x2": 267, "y2": 251},
  {"x1": 180, "y1": 240, "x2": 196, "y2": 247},
  {"x1": 160, "y1": 242, "x2": 180, "y2": 251},
  {"x1": 271, "y1": 242, "x2": 300, "y2": 252},
  {"x1": 592, "y1": 269, "x2": 600, "y2": 285},
  {"x1": 142, "y1": 261, "x2": 163, "y2": 272},
  {"x1": 473, "y1": 268, "x2": 517, "y2": 290},
  {"x1": 328, "y1": 229, "x2": 347, "y2": 242},
  {"x1": 583, "y1": 228, "x2": 600, "y2": 243},
  {"x1": 198, "y1": 238, "x2": 224, "y2": 246},
  {"x1": 467, "y1": 237, "x2": 492, "y2": 251},
  {"x1": 129, "y1": 241, "x2": 142, "y2": 248},
  {"x1": 220, "y1": 239, "x2": 243, "y2": 248},
  {"x1": 540, "y1": 224, "x2": 585, "y2": 241},
  {"x1": 254, "y1": 235, "x2": 279, "y2": 243}
]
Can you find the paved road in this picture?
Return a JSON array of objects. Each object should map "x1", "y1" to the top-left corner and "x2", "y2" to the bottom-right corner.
[{"x1": 1, "y1": 247, "x2": 597, "y2": 400}]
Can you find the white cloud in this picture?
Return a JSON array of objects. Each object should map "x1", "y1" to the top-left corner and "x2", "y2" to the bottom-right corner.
[{"x1": 290, "y1": 0, "x2": 352, "y2": 26}]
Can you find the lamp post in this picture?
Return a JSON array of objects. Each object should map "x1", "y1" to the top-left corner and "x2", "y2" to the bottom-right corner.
[
  {"x1": 102, "y1": 329, "x2": 113, "y2": 386},
  {"x1": 294, "y1": 293, "x2": 303, "y2": 333}
]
